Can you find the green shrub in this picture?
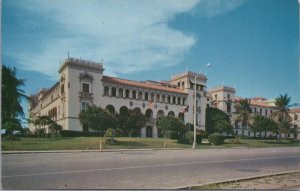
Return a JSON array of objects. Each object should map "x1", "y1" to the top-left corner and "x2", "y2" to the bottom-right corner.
[
  {"x1": 178, "y1": 131, "x2": 202, "y2": 144},
  {"x1": 208, "y1": 133, "x2": 225, "y2": 145},
  {"x1": 164, "y1": 130, "x2": 178, "y2": 139},
  {"x1": 128, "y1": 128, "x2": 139, "y2": 137}
]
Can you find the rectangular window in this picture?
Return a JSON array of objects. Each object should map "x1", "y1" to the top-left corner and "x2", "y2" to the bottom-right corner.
[
  {"x1": 81, "y1": 102, "x2": 89, "y2": 111},
  {"x1": 82, "y1": 83, "x2": 89, "y2": 93}
]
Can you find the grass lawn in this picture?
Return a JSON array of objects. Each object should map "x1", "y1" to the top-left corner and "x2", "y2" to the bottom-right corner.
[{"x1": 1, "y1": 136, "x2": 299, "y2": 151}]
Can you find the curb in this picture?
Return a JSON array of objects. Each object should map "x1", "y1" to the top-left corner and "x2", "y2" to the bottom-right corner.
[
  {"x1": 172, "y1": 170, "x2": 300, "y2": 190},
  {"x1": 1, "y1": 147, "x2": 188, "y2": 154}
]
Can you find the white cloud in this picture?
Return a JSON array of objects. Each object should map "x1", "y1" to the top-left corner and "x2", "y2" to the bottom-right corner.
[
  {"x1": 193, "y1": 0, "x2": 246, "y2": 18},
  {"x1": 11, "y1": 0, "x2": 199, "y2": 79}
]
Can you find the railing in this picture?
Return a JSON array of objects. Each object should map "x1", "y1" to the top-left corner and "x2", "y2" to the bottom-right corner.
[
  {"x1": 145, "y1": 118, "x2": 155, "y2": 124},
  {"x1": 79, "y1": 92, "x2": 93, "y2": 99}
]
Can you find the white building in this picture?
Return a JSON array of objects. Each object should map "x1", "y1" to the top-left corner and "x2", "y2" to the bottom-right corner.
[{"x1": 28, "y1": 57, "x2": 208, "y2": 137}]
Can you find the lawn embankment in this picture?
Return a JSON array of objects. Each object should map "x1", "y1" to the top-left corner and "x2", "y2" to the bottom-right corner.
[{"x1": 1, "y1": 137, "x2": 299, "y2": 151}]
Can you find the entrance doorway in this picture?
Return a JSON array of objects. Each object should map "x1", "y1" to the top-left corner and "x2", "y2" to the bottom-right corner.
[{"x1": 146, "y1": 126, "x2": 153, "y2": 137}]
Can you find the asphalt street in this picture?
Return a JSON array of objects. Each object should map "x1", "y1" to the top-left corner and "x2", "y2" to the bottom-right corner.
[{"x1": 2, "y1": 147, "x2": 300, "y2": 189}]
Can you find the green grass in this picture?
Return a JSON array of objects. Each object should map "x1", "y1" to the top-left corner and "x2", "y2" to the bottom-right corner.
[{"x1": 1, "y1": 136, "x2": 299, "y2": 151}]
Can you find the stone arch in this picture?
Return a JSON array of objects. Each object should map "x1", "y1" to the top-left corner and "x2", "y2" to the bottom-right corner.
[
  {"x1": 145, "y1": 109, "x2": 153, "y2": 118},
  {"x1": 157, "y1": 110, "x2": 164, "y2": 119},
  {"x1": 178, "y1": 112, "x2": 184, "y2": 122},
  {"x1": 104, "y1": 86, "x2": 109, "y2": 96},
  {"x1": 168, "y1": 111, "x2": 175, "y2": 117},
  {"x1": 119, "y1": 106, "x2": 129, "y2": 115},
  {"x1": 133, "y1": 107, "x2": 142, "y2": 113},
  {"x1": 105, "y1": 105, "x2": 115, "y2": 114}
]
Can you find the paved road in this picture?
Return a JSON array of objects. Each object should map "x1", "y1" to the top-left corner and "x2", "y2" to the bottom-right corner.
[{"x1": 2, "y1": 147, "x2": 300, "y2": 189}]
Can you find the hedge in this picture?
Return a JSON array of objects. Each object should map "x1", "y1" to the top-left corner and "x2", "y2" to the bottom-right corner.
[
  {"x1": 208, "y1": 133, "x2": 225, "y2": 145},
  {"x1": 179, "y1": 131, "x2": 202, "y2": 144},
  {"x1": 128, "y1": 128, "x2": 139, "y2": 137},
  {"x1": 164, "y1": 130, "x2": 179, "y2": 139},
  {"x1": 60, "y1": 130, "x2": 105, "y2": 137}
]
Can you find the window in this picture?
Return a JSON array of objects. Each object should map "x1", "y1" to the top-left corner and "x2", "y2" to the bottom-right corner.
[
  {"x1": 82, "y1": 83, "x2": 89, "y2": 93},
  {"x1": 177, "y1": 82, "x2": 180, "y2": 88},
  {"x1": 132, "y1": 90, "x2": 137, "y2": 99},
  {"x1": 125, "y1": 89, "x2": 130, "y2": 98},
  {"x1": 138, "y1": 91, "x2": 143, "y2": 100},
  {"x1": 215, "y1": 94, "x2": 217, "y2": 99},
  {"x1": 119, "y1": 88, "x2": 123, "y2": 98},
  {"x1": 162, "y1": 95, "x2": 166, "y2": 102},
  {"x1": 111, "y1": 87, "x2": 116, "y2": 97},
  {"x1": 183, "y1": 98, "x2": 186, "y2": 105},
  {"x1": 227, "y1": 94, "x2": 230, "y2": 99},
  {"x1": 167, "y1": 96, "x2": 171, "y2": 104},
  {"x1": 227, "y1": 103, "x2": 231, "y2": 113},
  {"x1": 265, "y1": 109, "x2": 268, "y2": 116},
  {"x1": 61, "y1": 84, "x2": 64, "y2": 93},
  {"x1": 104, "y1": 86, "x2": 109, "y2": 96},
  {"x1": 172, "y1": 96, "x2": 176, "y2": 104},
  {"x1": 254, "y1": 107, "x2": 257, "y2": 114},
  {"x1": 260, "y1": 108, "x2": 262, "y2": 115},
  {"x1": 294, "y1": 114, "x2": 298, "y2": 121},
  {"x1": 81, "y1": 102, "x2": 89, "y2": 111},
  {"x1": 145, "y1": 92, "x2": 149, "y2": 101},
  {"x1": 177, "y1": 97, "x2": 181, "y2": 105}
]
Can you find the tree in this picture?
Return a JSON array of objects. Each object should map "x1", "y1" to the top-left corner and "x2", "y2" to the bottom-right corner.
[
  {"x1": 2, "y1": 65, "x2": 26, "y2": 133},
  {"x1": 157, "y1": 115, "x2": 185, "y2": 134},
  {"x1": 251, "y1": 115, "x2": 278, "y2": 138},
  {"x1": 205, "y1": 107, "x2": 233, "y2": 134},
  {"x1": 116, "y1": 108, "x2": 145, "y2": 136},
  {"x1": 271, "y1": 94, "x2": 294, "y2": 141},
  {"x1": 234, "y1": 98, "x2": 253, "y2": 136},
  {"x1": 33, "y1": 116, "x2": 53, "y2": 139},
  {"x1": 79, "y1": 105, "x2": 118, "y2": 141}
]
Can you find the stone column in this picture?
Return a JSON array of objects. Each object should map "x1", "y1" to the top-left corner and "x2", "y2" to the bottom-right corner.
[{"x1": 153, "y1": 125, "x2": 158, "y2": 138}]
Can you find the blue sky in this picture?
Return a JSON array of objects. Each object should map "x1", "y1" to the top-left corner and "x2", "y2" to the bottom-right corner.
[{"x1": 2, "y1": 0, "x2": 299, "y2": 120}]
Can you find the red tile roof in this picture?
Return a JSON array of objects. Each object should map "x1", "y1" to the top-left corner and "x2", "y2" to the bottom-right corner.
[
  {"x1": 102, "y1": 76, "x2": 187, "y2": 95},
  {"x1": 290, "y1": 108, "x2": 300, "y2": 113}
]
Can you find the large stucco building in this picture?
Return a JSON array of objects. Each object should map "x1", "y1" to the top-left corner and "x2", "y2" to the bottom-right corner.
[
  {"x1": 28, "y1": 57, "x2": 208, "y2": 137},
  {"x1": 28, "y1": 57, "x2": 300, "y2": 139}
]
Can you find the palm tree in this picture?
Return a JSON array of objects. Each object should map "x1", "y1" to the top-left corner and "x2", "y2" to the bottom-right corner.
[
  {"x1": 2, "y1": 65, "x2": 26, "y2": 133},
  {"x1": 271, "y1": 94, "x2": 294, "y2": 141},
  {"x1": 234, "y1": 98, "x2": 253, "y2": 136}
]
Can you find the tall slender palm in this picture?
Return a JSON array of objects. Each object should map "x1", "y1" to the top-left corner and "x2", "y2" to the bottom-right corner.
[
  {"x1": 2, "y1": 65, "x2": 26, "y2": 128},
  {"x1": 271, "y1": 94, "x2": 294, "y2": 141},
  {"x1": 234, "y1": 98, "x2": 252, "y2": 136}
]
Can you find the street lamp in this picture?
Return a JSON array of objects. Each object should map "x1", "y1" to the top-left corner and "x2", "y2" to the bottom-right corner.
[{"x1": 193, "y1": 63, "x2": 211, "y2": 149}]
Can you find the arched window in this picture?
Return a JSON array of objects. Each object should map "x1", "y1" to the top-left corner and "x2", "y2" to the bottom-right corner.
[
  {"x1": 125, "y1": 89, "x2": 130, "y2": 98},
  {"x1": 145, "y1": 92, "x2": 149, "y2": 101},
  {"x1": 111, "y1": 87, "x2": 116, "y2": 97},
  {"x1": 177, "y1": 97, "x2": 181, "y2": 105},
  {"x1": 162, "y1": 95, "x2": 166, "y2": 103},
  {"x1": 105, "y1": 105, "x2": 115, "y2": 114},
  {"x1": 168, "y1": 111, "x2": 175, "y2": 117},
  {"x1": 132, "y1": 90, "x2": 137, "y2": 99},
  {"x1": 181, "y1": 82, "x2": 185, "y2": 89},
  {"x1": 104, "y1": 86, "x2": 109, "y2": 96},
  {"x1": 167, "y1": 95, "x2": 171, "y2": 104},
  {"x1": 138, "y1": 91, "x2": 143, "y2": 100},
  {"x1": 151, "y1": 93, "x2": 155, "y2": 101},
  {"x1": 172, "y1": 96, "x2": 176, "y2": 104},
  {"x1": 119, "y1": 88, "x2": 123, "y2": 98},
  {"x1": 156, "y1": 94, "x2": 160, "y2": 102}
]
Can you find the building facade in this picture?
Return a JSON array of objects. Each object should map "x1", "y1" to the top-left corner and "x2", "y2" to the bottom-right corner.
[
  {"x1": 28, "y1": 57, "x2": 300, "y2": 139},
  {"x1": 28, "y1": 57, "x2": 208, "y2": 137}
]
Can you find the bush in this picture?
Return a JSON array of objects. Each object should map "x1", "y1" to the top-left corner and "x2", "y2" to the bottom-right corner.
[
  {"x1": 208, "y1": 133, "x2": 225, "y2": 145},
  {"x1": 178, "y1": 131, "x2": 202, "y2": 144},
  {"x1": 164, "y1": 130, "x2": 178, "y2": 139},
  {"x1": 61, "y1": 130, "x2": 105, "y2": 137},
  {"x1": 128, "y1": 128, "x2": 139, "y2": 137}
]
